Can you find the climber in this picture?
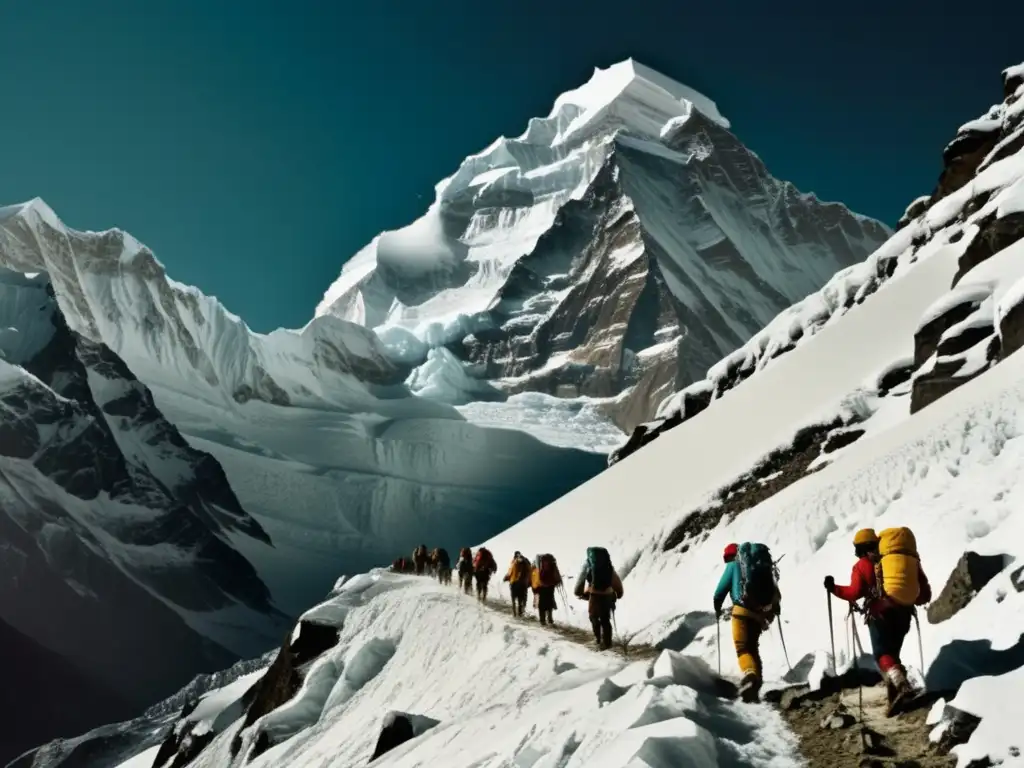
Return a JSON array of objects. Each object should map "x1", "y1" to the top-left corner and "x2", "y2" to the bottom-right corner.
[
  {"x1": 532, "y1": 553, "x2": 562, "y2": 626},
  {"x1": 473, "y1": 547, "x2": 497, "y2": 601},
  {"x1": 434, "y1": 547, "x2": 452, "y2": 585},
  {"x1": 824, "y1": 527, "x2": 932, "y2": 716},
  {"x1": 503, "y1": 551, "x2": 532, "y2": 617},
  {"x1": 456, "y1": 547, "x2": 474, "y2": 594},
  {"x1": 574, "y1": 546, "x2": 623, "y2": 650},
  {"x1": 412, "y1": 545, "x2": 429, "y2": 576},
  {"x1": 713, "y1": 542, "x2": 782, "y2": 704}
]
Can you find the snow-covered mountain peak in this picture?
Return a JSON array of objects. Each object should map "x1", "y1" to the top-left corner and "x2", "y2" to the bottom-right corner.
[
  {"x1": 547, "y1": 58, "x2": 730, "y2": 144},
  {"x1": 315, "y1": 62, "x2": 890, "y2": 431}
]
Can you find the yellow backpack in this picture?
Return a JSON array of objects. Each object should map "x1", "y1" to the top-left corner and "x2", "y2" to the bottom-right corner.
[{"x1": 874, "y1": 527, "x2": 921, "y2": 606}]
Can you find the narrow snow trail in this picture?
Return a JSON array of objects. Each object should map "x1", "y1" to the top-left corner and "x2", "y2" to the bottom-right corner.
[{"x1": 189, "y1": 572, "x2": 801, "y2": 768}]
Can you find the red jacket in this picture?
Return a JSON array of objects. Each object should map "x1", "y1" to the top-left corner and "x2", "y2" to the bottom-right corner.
[{"x1": 833, "y1": 556, "x2": 932, "y2": 616}]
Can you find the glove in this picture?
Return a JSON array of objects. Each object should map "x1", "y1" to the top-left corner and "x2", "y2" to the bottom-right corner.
[
  {"x1": 714, "y1": 604, "x2": 722, "y2": 619},
  {"x1": 824, "y1": 575, "x2": 835, "y2": 593}
]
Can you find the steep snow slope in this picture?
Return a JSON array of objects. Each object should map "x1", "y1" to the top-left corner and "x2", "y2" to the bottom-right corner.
[
  {"x1": 319, "y1": 59, "x2": 890, "y2": 431},
  {"x1": 0, "y1": 201, "x2": 605, "y2": 616},
  {"x1": 0, "y1": 267, "x2": 292, "y2": 764}
]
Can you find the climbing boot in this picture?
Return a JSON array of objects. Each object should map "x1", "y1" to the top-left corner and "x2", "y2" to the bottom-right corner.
[
  {"x1": 739, "y1": 673, "x2": 761, "y2": 703},
  {"x1": 885, "y1": 665, "x2": 914, "y2": 717}
]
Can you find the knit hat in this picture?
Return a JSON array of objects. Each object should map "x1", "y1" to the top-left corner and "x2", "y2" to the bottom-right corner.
[
  {"x1": 723, "y1": 543, "x2": 739, "y2": 561},
  {"x1": 853, "y1": 528, "x2": 879, "y2": 546}
]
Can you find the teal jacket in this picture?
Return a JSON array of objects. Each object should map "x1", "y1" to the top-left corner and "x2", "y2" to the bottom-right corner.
[
  {"x1": 713, "y1": 561, "x2": 782, "y2": 615},
  {"x1": 713, "y1": 561, "x2": 741, "y2": 613}
]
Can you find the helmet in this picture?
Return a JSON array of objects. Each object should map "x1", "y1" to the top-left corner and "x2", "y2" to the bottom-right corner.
[
  {"x1": 853, "y1": 528, "x2": 878, "y2": 546},
  {"x1": 723, "y1": 543, "x2": 738, "y2": 562}
]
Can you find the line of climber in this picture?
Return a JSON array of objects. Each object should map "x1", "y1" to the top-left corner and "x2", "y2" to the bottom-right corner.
[
  {"x1": 713, "y1": 526, "x2": 930, "y2": 716},
  {"x1": 391, "y1": 545, "x2": 626, "y2": 651}
]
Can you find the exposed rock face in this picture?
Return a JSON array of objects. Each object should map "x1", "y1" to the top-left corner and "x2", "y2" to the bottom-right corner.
[
  {"x1": 323, "y1": 77, "x2": 888, "y2": 433},
  {"x1": 230, "y1": 619, "x2": 341, "y2": 759},
  {"x1": 928, "y1": 551, "x2": 1012, "y2": 624},
  {"x1": 0, "y1": 269, "x2": 287, "y2": 764},
  {"x1": 954, "y1": 213, "x2": 1024, "y2": 287}
]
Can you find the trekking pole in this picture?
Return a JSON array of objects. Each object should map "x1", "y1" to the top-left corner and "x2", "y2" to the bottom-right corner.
[
  {"x1": 776, "y1": 620, "x2": 792, "y2": 672},
  {"x1": 849, "y1": 613, "x2": 866, "y2": 732},
  {"x1": 716, "y1": 617, "x2": 722, "y2": 676},
  {"x1": 913, "y1": 608, "x2": 925, "y2": 681},
  {"x1": 827, "y1": 591, "x2": 837, "y2": 678}
]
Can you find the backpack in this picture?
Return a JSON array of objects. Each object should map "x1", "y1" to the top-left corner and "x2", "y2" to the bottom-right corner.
[
  {"x1": 437, "y1": 548, "x2": 450, "y2": 566},
  {"x1": 474, "y1": 547, "x2": 494, "y2": 573},
  {"x1": 538, "y1": 554, "x2": 561, "y2": 587},
  {"x1": 737, "y1": 542, "x2": 778, "y2": 610},
  {"x1": 509, "y1": 556, "x2": 529, "y2": 584},
  {"x1": 586, "y1": 547, "x2": 613, "y2": 592},
  {"x1": 460, "y1": 547, "x2": 472, "y2": 560},
  {"x1": 875, "y1": 527, "x2": 921, "y2": 606}
]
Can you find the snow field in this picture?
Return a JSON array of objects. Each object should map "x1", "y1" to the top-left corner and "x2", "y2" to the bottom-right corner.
[{"x1": 184, "y1": 571, "x2": 800, "y2": 768}]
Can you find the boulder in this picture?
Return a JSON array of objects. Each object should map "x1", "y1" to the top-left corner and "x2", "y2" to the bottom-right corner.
[
  {"x1": 368, "y1": 711, "x2": 440, "y2": 762},
  {"x1": 928, "y1": 551, "x2": 1012, "y2": 624},
  {"x1": 954, "y1": 212, "x2": 1024, "y2": 287}
]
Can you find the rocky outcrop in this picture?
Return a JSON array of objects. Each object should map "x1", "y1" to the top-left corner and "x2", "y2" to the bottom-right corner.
[
  {"x1": 954, "y1": 213, "x2": 1024, "y2": 287},
  {"x1": 910, "y1": 290, "x2": 1000, "y2": 414},
  {"x1": 230, "y1": 619, "x2": 340, "y2": 759},
  {"x1": 928, "y1": 551, "x2": 1012, "y2": 624},
  {"x1": 369, "y1": 712, "x2": 440, "y2": 762},
  {"x1": 608, "y1": 384, "x2": 710, "y2": 465},
  {"x1": 662, "y1": 419, "x2": 845, "y2": 551}
]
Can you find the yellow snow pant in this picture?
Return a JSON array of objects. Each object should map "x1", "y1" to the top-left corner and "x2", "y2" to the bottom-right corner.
[{"x1": 731, "y1": 606, "x2": 764, "y2": 680}]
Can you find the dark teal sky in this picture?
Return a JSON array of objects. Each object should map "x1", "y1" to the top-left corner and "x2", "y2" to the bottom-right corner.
[{"x1": 0, "y1": 1, "x2": 1017, "y2": 332}]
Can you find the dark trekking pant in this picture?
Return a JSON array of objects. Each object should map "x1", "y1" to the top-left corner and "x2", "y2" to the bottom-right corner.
[
  {"x1": 415, "y1": 559, "x2": 425, "y2": 576},
  {"x1": 588, "y1": 594, "x2": 615, "y2": 649},
  {"x1": 867, "y1": 606, "x2": 912, "y2": 674},
  {"x1": 438, "y1": 563, "x2": 451, "y2": 585},
  {"x1": 537, "y1": 586, "x2": 556, "y2": 624},
  {"x1": 460, "y1": 571, "x2": 473, "y2": 594},
  {"x1": 474, "y1": 572, "x2": 490, "y2": 600},
  {"x1": 510, "y1": 583, "x2": 528, "y2": 616}
]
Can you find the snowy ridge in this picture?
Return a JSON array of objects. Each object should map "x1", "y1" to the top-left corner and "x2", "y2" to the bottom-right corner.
[
  {"x1": 0, "y1": 198, "x2": 402, "y2": 412},
  {"x1": 148, "y1": 573, "x2": 801, "y2": 768}
]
